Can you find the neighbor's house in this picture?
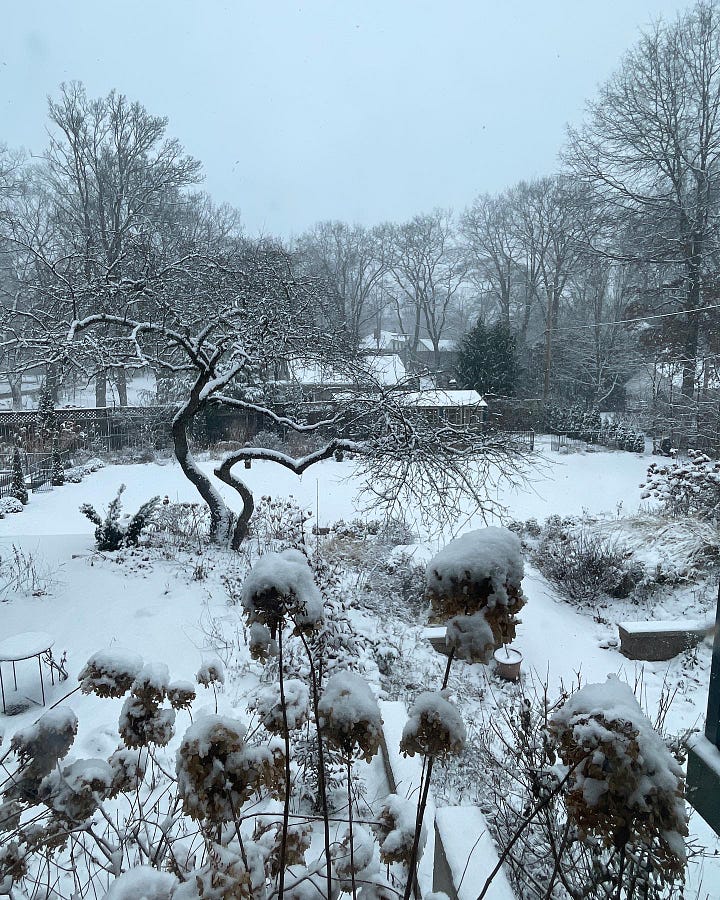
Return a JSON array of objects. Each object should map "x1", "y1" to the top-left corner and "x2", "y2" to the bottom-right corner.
[
  {"x1": 360, "y1": 331, "x2": 458, "y2": 387},
  {"x1": 398, "y1": 389, "x2": 487, "y2": 428}
]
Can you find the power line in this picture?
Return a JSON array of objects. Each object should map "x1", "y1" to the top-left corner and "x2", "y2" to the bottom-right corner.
[{"x1": 553, "y1": 301, "x2": 720, "y2": 331}]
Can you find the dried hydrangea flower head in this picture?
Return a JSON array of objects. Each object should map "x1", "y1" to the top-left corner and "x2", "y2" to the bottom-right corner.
[
  {"x1": 332, "y1": 824, "x2": 377, "y2": 889},
  {"x1": 119, "y1": 662, "x2": 175, "y2": 749},
  {"x1": 167, "y1": 680, "x2": 197, "y2": 710},
  {"x1": 176, "y1": 714, "x2": 285, "y2": 825},
  {"x1": 248, "y1": 622, "x2": 275, "y2": 661},
  {"x1": 254, "y1": 679, "x2": 309, "y2": 733},
  {"x1": 400, "y1": 691, "x2": 466, "y2": 760},
  {"x1": 10, "y1": 707, "x2": 78, "y2": 778},
  {"x1": 445, "y1": 611, "x2": 495, "y2": 663},
  {"x1": 196, "y1": 656, "x2": 225, "y2": 688},
  {"x1": 0, "y1": 842, "x2": 27, "y2": 891},
  {"x1": 38, "y1": 758, "x2": 113, "y2": 824},
  {"x1": 549, "y1": 677, "x2": 688, "y2": 873},
  {"x1": 374, "y1": 793, "x2": 426, "y2": 866},
  {"x1": 318, "y1": 671, "x2": 383, "y2": 762},
  {"x1": 241, "y1": 549, "x2": 323, "y2": 638},
  {"x1": 426, "y1": 527, "x2": 525, "y2": 647},
  {"x1": 255, "y1": 819, "x2": 312, "y2": 878},
  {"x1": 78, "y1": 648, "x2": 143, "y2": 698},
  {"x1": 107, "y1": 747, "x2": 147, "y2": 797}
]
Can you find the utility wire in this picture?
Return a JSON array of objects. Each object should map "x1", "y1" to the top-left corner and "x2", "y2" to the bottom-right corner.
[{"x1": 552, "y1": 301, "x2": 720, "y2": 331}]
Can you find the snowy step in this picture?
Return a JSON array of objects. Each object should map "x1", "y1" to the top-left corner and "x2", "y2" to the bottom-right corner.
[
  {"x1": 618, "y1": 619, "x2": 710, "y2": 661},
  {"x1": 434, "y1": 806, "x2": 516, "y2": 900}
]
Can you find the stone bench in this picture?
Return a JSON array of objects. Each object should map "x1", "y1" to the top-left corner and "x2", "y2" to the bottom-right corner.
[{"x1": 618, "y1": 620, "x2": 710, "y2": 661}]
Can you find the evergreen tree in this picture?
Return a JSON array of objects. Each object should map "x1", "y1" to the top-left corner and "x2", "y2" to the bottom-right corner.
[
  {"x1": 455, "y1": 318, "x2": 518, "y2": 397},
  {"x1": 50, "y1": 440, "x2": 65, "y2": 487},
  {"x1": 36, "y1": 382, "x2": 59, "y2": 444},
  {"x1": 11, "y1": 447, "x2": 28, "y2": 504}
]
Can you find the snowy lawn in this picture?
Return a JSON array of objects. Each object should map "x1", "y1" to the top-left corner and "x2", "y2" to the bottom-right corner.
[{"x1": 2, "y1": 443, "x2": 720, "y2": 896}]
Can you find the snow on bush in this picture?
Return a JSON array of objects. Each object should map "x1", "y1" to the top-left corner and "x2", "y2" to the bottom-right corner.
[
  {"x1": 400, "y1": 691, "x2": 466, "y2": 759},
  {"x1": 107, "y1": 747, "x2": 147, "y2": 797},
  {"x1": 0, "y1": 496, "x2": 23, "y2": 515},
  {"x1": 167, "y1": 679, "x2": 197, "y2": 710},
  {"x1": 254, "y1": 679, "x2": 309, "y2": 733},
  {"x1": 549, "y1": 677, "x2": 688, "y2": 872},
  {"x1": 10, "y1": 707, "x2": 78, "y2": 779},
  {"x1": 318, "y1": 671, "x2": 383, "y2": 761},
  {"x1": 241, "y1": 548, "x2": 323, "y2": 639},
  {"x1": 445, "y1": 611, "x2": 495, "y2": 662},
  {"x1": 105, "y1": 866, "x2": 178, "y2": 899},
  {"x1": 426, "y1": 527, "x2": 526, "y2": 647},
  {"x1": 175, "y1": 714, "x2": 284, "y2": 824},
  {"x1": 78, "y1": 648, "x2": 144, "y2": 698},
  {"x1": 255, "y1": 820, "x2": 312, "y2": 878},
  {"x1": 641, "y1": 449, "x2": 720, "y2": 520},
  {"x1": 39, "y1": 757, "x2": 112, "y2": 823},
  {"x1": 374, "y1": 793, "x2": 426, "y2": 865},
  {"x1": 118, "y1": 663, "x2": 176, "y2": 749},
  {"x1": 80, "y1": 484, "x2": 160, "y2": 551}
]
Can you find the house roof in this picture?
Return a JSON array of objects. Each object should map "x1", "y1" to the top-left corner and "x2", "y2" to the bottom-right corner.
[
  {"x1": 287, "y1": 354, "x2": 406, "y2": 388},
  {"x1": 399, "y1": 389, "x2": 487, "y2": 408}
]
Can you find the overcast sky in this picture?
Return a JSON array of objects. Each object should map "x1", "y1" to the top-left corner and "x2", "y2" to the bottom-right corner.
[{"x1": 2, "y1": 0, "x2": 693, "y2": 238}]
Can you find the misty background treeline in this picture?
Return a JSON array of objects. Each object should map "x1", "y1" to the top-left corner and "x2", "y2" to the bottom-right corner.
[{"x1": 2, "y1": 0, "x2": 720, "y2": 443}]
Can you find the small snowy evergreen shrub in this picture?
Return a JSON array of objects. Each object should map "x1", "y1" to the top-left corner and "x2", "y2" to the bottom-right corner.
[
  {"x1": 641, "y1": 449, "x2": 720, "y2": 520},
  {"x1": 50, "y1": 443, "x2": 65, "y2": 486},
  {"x1": 426, "y1": 526, "x2": 526, "y2": 647},
  {"x1": 0, "y1": 496, "x2": 23, "y2": 515},
  {"x1": 10, "y1": 448, "x2": 28, "y2": 504},
  {"x1": 549, "y1": 677, "x2": 688, "y2": 874},
  {"x1": 80, "y1": 484, "x2": 160, "y2": 550}
]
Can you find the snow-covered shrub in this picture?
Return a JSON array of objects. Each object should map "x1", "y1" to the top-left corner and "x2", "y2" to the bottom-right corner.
[
  {"x1": 400, "y1": 691, "x2": 466, "y2": 759},
  {"x1": 241, "y1": 548, "x2": 323, "y2": 640},
  {"x1": 107, "y1": 747, "x2": 147, "y2": 797},
  {"x1": 332, "y1": 824, "x2": 377, "y2": 889},
  {"x1": 550, "y1": 677, "x2": 688, "y2": 874},
  {"x1": 6, "y1": 707, "x2": 78, "y2": 803},
  {"x1": 175, "y1": 714, "x2": 285, "y2": 823},
  {"x1": 534, "y1": 523, "x2": 643, "y2": 604},
  {"x1": 152, "y1": 498, "x2": 210, "y2": 550},
  {"x1": 426, "y1": 527, "x2": 526, "y2": 647},
  {"x1": 104, "y1": 866, "x2": 178, "y2": 899},
  {"x1": 10, "y1": 447, "x2": 28, "y2": 504},
  {"x1": 641, "y1": 449, "x2": 720, "y2": 520},
  {"x1": 254, "y1": 820, "x2": 312, "y2": 879},
  {"x1": 0, "y1": 496, "x2": 23, "y2": 515},
  {"x1": 39, "y1": 757, "x2": 113, "y2": 823},
  {"x1": 50, "y1": 442, "x2": 65, "y2": 486},
  {"x1": 249, "y1": 494, "x2": 313, "y2": 547},
  {"x1": 196, "y1": 655, "x2": 225, "y2": 687},
  {"x1": 80, "y1": 484, "x2": 160, "y2": 551},
  {"x1": 318, "y1": 671, "x2": 383, "y2": 761}
]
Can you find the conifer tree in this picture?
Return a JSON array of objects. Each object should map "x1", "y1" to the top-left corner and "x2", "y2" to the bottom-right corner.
[
  {"x1": 50, "y1": 439, "x2": 65, "y2": 486},
  {"x1": 456, "y1": 318, "x2": 518, "y2": 397},
  {"x1": 11, "y1": 447, "x2": 28, "y2": 504},
  {"x1": 36, "y1": 382, "x2": 59, "y2": 445}
]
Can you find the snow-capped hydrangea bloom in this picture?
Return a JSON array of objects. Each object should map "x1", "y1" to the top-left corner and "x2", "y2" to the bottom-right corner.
[
  {"x1": 241, "y1": 549, "x2": 323, "y2": 637},
  {"x1": 78, "y1": 648, "x2": 143, "y2": 698},
  {"x1": 400, "y1": 691, "x2": 466, "y2": 759},
  {"x1": 254, "y1": 679, "x2": 309, "y2": 733},
  {"x1": 374, "y1": 793, "x2": 426, "y2": 865},
  {"x1": 550, "y1": 677, "x2": 688, "y2": 872},
  {"x1": 426, "y1": 527, "x2": 526, "y2": 647},
  {"x1": 0, "y1": 841, "x2": 27, "y2": 891},
  {"x1": 105, "y1": 866, "x2": 178, "y2": 900},
  {"x1": 255, "y1": 820, "x2": 312, "y2": 878},
  {"x1": 332, "y1": 824, "x2": 378, "y2": 888},
  {"x1": 0, "y1": 800, "x2": 22, "y2": 834},
  {"x1": 173, "y1": 843, "x2": 261, "y2": 899},
  {"x1": 167, "y1": 680, "x2": 197, "y2": 710},
  {"x1": 118, "y1": 666, "x2": 176, "y2": 749},
  {"x1": 39, "y1": 758, "x2": 113, "y2": 823},
  {"x1": 11, "y1": 707, "x2": 78, "y2": 778},
  {"x1": 107, "y1": 747, "x2": 147, "y2": 797},
  {"x1": 318, "y1": 671, "x2": 383, "y2": 761},
  {"x1": 445, "y1": 611, "x2": 495, "y2": 663},
  {"x1": 196, "y1": 656, "x2": 225, "y2": 687},
  {"x1": 248, "y1": 621, "x2": 276, "y2": 661},
  {"x1": 176, "y1": 715, "x2": 285, "y2": 824}
]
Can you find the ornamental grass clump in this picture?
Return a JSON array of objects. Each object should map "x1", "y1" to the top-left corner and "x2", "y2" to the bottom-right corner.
[
  {"x1": 317, "y1": 671, "x2": 383, "y2": 762},
  {"x1": 426, "y1": 526, "x2": 526, "y2": 648},
  {"x1": 549, "y1": 677, "x2": 688, "y2": 874}
]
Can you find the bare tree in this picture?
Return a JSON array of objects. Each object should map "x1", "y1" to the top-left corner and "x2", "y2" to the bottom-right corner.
[{"x1": 566, "y1": 0, "x2": 720, "y2": 402}]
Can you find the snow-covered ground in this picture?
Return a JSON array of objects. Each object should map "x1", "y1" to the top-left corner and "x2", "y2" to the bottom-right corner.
[{"x1": 1, "y1": 443, "x2": 719, "y2": 896}]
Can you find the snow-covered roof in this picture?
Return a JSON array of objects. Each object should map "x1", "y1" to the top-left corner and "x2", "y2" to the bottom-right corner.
[
  {"x1": 399, "y1": 389, "x2": 487, "y2": 408},
  {"x1": 288, "y1": 354, "x2": 406, "y2": 388},
  {"x1": 416, "y1": 338, "x2": 458, "y2": 352},
  {"x1": 359, "y1": 331, "x2": 408, "y2": 352}
]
